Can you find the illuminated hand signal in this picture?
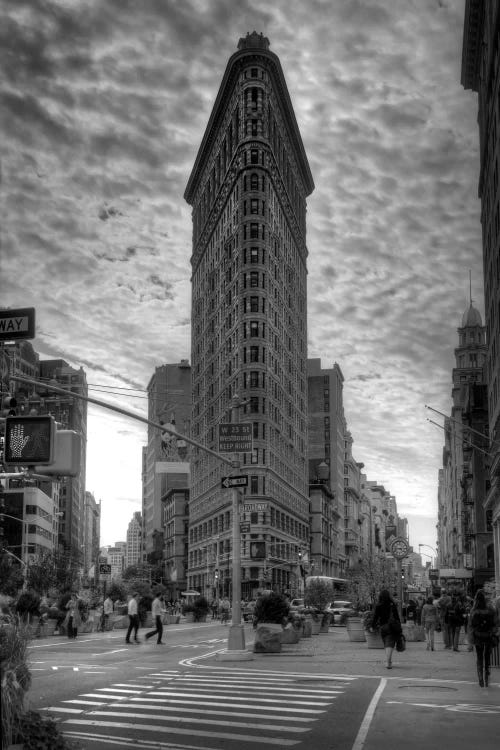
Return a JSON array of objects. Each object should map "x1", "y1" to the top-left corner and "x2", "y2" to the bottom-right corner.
[{"x1": 9, "y1": 423, "x2": 30, "y2": 457}]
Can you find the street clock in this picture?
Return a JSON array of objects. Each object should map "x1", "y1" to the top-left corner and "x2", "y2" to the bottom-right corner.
[{"x1": 391, "y1": 537, "x2": 409, "y2": 559}]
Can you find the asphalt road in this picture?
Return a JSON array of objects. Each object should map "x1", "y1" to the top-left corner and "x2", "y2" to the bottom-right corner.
[{"x1": 25, "y1": 622, "x2": 500, "y2": 750}]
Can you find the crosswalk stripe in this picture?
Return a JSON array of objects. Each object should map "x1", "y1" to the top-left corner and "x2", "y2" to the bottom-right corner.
[
  {"x1": 147, "y1": 690, "x2": 332, "y2": 705},
  {"x1": 59, "y1": 719, "x2": 301, "y2": 746},
  {"x1": 95, "y1": 702, "x2": 321, "y2": 721}
]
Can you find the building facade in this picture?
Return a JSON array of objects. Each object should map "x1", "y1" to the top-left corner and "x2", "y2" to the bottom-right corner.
[
  {"x1": 461, "y1": 0, "x2": 500, "y2": 589},
  {"x1": 307, "y1": 358, "x2": 347, "y2": 574},
  {"x1": 82, "y1": 491, "x2": 100, "y2": 583},
  {"x1": 143, "y1": 361, "x2": 191, "y2": 559},
  {"x1": 437, "y1": 303, "x2": 490, "y2": 591},
  {"x1": 185, "y1": 33, "x2": 314, "y2": 598},
  {"x1": 125, "y1": 511, "x2": 142, "y2": 569}
]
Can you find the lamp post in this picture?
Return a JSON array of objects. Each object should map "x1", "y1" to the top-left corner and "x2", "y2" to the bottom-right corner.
[{"x1": 419, "y1": 544, "x2": 437, "y2": 565}]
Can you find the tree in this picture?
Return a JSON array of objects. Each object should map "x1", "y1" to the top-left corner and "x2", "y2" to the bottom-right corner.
[
  {"x1": 304, "y1": 578, "x2": 334, "y2": 611},
  {"x1": 0, "y1": 552, "x2": 25, "y2": 596},
  {"x1": 345, "y1": 554, "x2": 398, "y2": 609}
]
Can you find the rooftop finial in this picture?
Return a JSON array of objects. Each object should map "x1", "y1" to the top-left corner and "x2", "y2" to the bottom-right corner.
[{"x1": 237, "y1": 31, "x2": 270, "y2": 51}]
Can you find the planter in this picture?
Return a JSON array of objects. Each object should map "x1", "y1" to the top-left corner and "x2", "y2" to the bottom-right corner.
[
  {"x1": 310, "y1": 618, "x2": 321, "y2": 635},
  {"x1": 280, "y1": 625, "x2": 301, "y2": 644},
  {"x1": 184, "y1": 612, "x2": 195, "y2": 623},
  {"x1": 365, "y1": 630, "x2": 384, "y2": 648},
  {"x1": 164, "y1": 614, "x2": 180, "y2": 625},
  {"x1": 319, "y1": 614, "x2": 331, "y2": 633},
  {"x1": 403, "y1": 623, "x2": 424, "y2": 642},
  {"x1": 112, "y1": 615, "x2": 129, "y2": 629},
  {"x1": 346, "y1": 617, "x2": 366, "y2": 642},
  {"x1": 253, "y1": 622, "x2": 282, "y2": 653},
  {"x1": 302, "y1": 619, "x2": 312, "y2": 638}
]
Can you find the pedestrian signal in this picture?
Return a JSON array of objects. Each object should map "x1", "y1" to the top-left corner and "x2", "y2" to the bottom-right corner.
[{"x1": 4, "y1": 415, "x2": 54, "y2": 465}]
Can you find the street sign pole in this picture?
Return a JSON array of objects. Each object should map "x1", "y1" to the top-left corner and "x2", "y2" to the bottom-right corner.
[{"x1": 226, "y1": 395, "x2": 245, "y2": 656}]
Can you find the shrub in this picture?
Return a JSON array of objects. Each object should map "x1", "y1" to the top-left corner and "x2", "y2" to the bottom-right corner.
[
  {"x1": 1, "y1": 621, "x2": 31, "y2": 747},
  {"x1": 304, "y1": 579, "x2": 333, "y2": 611},
  {"x1": 253, "y1": 593, "x2": 289, "y2": 625},
  {"x1": 18, "y1": 710, "x2": 79, "y2": 749},
  {"x1": 362, "y1": 610, "x2": 377, "y2": 631}
]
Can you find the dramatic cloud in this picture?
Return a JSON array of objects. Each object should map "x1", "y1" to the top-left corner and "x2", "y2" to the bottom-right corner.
[{"x1": 1, "y1": 0, "x2": 482, "y2": 550}]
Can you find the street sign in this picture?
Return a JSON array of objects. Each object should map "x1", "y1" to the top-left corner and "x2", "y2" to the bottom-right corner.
[
  {"x1": 99, "y1": 563, "x2": 111, "y2": 574},
  {"x1": 218, "y1": 422, "x2": 252, "y2": 453},
  {"x1": 221, "y1": 475, "x2": 248, "y2": 489},
  {"x1": 429, "y1": 568, "x2": 439, "y2": 580},
  {"x1": 240, "y1": 523, "x2": 250, "y2": 533},
  {"x1": 0, "y1": 307, "x2": 35, "y2": 340}
]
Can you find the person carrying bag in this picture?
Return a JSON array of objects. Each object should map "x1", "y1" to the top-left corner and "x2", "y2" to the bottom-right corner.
[{"x1": 371, "y1": 589, "x2": 402, "y2": 669}]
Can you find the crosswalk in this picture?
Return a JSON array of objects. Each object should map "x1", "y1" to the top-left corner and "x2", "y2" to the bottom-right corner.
[{"x1": 40, "y1": 666, "x2": 357, "y2": 749}]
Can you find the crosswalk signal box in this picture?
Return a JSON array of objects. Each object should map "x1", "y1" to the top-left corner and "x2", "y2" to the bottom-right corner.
[{"x1": 4, "y1": 415, "x2": 55, "y2": 465}]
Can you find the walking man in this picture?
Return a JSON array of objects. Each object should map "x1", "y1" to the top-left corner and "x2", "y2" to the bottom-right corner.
[
  {"x1": 102, "y1": 595, "x2": 113, "y2": 631},
  {"x1": 125, "y1": 592, "x2": 140, "y2": 644},
  {"x1": 145, "y1": 593, "x2": 166, "y2": 644}
]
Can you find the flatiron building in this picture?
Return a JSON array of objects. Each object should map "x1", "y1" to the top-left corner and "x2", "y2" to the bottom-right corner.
[{"x1": 185, "y1": 32, "x2": 314, "y2": 597}]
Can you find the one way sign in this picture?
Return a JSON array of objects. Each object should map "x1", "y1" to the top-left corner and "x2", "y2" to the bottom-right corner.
[{"x1": 221, "y1": 475, "x2": 248, "y2": 489}]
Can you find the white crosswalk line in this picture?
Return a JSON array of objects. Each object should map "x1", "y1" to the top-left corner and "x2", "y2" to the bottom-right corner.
[{"x1": 40, "y1": 666, "x2": 356, "y2": 749}]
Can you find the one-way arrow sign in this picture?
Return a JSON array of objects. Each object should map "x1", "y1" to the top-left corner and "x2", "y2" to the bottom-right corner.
[{"x1": 221, "y1": 475, "x2": 248, "y2": 489}]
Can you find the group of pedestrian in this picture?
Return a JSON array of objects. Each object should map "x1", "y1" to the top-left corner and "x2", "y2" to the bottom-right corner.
[
  {"x1": 370, "y1": 587, "x2": 499, "y2": 686},
  {"x1": 125, "y1": 592, "x2": 167, "y2": 645}
]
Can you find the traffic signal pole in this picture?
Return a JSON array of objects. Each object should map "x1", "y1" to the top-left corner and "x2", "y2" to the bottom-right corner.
[{"x1": 10, "y1": 376, "x2": 253, "y2": 659}]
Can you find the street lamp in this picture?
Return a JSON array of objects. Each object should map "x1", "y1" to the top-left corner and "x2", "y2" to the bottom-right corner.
[{"x1": 419, "y1": 544, "x2": 437, "y2": 565}]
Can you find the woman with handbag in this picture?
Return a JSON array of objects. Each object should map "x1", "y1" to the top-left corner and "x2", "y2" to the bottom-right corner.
[
  {"x1": 470, "y1": 589, "x2": 499, "y2": 688},
  {"x1": 371, "y1": 589, "x2": 402, "y2": 670}
]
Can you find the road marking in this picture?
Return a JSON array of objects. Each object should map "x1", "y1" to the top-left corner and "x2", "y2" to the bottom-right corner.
[
  {"x1": 58, "y1": 719, "x2": 300, "y2": 746},
  {"x1": 92, "y1": 649, "x2": 129, "y2": 656},
  {"x1": 63, "y1": 729, "x2": 226, "y2": 750},
  {"x1": 351, "y1": 677, "x2": 387, "y2": 750},
  {"x1": 386, "y1": 700, "x2": 500, "y2": 714},
  {"x1": 112, "y1": 701, "x2": 323, "y2": 721}
]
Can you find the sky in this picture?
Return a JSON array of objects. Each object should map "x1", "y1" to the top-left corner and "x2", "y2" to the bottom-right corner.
[{"x1": 1, "y1": 0, "x2": 483, "y2": 560}]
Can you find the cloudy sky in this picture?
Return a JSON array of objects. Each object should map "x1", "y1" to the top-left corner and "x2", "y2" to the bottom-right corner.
[{"x1": 1, "y1": 0, "x2": 483, "y2": 557}]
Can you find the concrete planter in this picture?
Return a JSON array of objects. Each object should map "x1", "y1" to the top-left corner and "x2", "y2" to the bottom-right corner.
[
  {"x1": 403, "y1": 623, "x2": 425, "y2": 642},
  {"x1": 164, "y1": 614, "x2": 180, "y2": 625},
  {"x1": 112, "y1": 615, "x2": 129, "y2": 629},
  {"x1": 184, "y1": 612, "x2": 195, "y2": 623},
  {"x1": 319, "y1": 614, "x2": 331, "y2": 633},
  {"x1": 310, "y1": 618, "x2": 321, "y2": 635},
  {"x1": 365, "y1": 630, "x2": 384, "y2": 648},
  {"x1": 346, "y1": 617, "x2": 366, "y2": 642},
  {"x1": 280, "y1": 625, "x2": 301, "y2": 644},
  {"x1": 253, "y1": 622, "x2": 282, "y2": 653},
  {"x1": 302, "y1": 618, "x2": 312, "y2": 638}
]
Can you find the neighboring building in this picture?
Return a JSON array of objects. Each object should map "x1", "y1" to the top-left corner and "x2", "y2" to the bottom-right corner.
[
  {"x1": 437, "y1": 303, "x2": 489, "y2": 592},
  {"x1": 308, "y1": 462, "x2": 339, "y2": 582},
  {"x1": 142, "y1": 361, "x2": 191, "y2": 559},
  {"x1": 343, "y1": 432, "x2": 363, "y2": 569},
  {"x1": 185, "y1": 33, "x2": 314, "y2": 598},
  {"x1": 1, "y1": 342, "x2": 88, "y2": 562},
  {"x1": 161, "y1": 485, "x2": 189, "y2": 600},
  {"x1": 307, "y1": 358, "x2": 347, "y2": 574},
  {"x1": 82, "y1": 491, "x2": 100, "y2": 582},
  {"x1": 125, "y1": 511, "x2": 142, "y2": 569},
  {"x1": 106, "y1": 542, "x2": 126, "y2": 580},
  {"x1": 2, "y1": 486, "x2": 59, "y2": 565},
  {"x1": 461, "y1": 0, "x2": 500, "y2": 591}
]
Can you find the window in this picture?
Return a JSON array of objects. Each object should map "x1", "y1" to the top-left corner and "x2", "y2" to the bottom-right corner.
[
  {"x1": 250, "y1": 346, "x2": 259, "y2": 362},
  {"x1": 250, "y1": 371, "x2": 259, "y2": 387},
  {"x1": 250, "y1": 397, "x2": 259, "y2": 413},
  {"x1": 250, "y1": 321, "x2": 259, "y2": 337},
  {"x1": 250, "y1": 149, "x2": 259, "y2": 164},
  {"x1": 250, "y1": 223, "x2": 259, "y2": 238},
  {"x1": 250, "y1": 296, "x2": 259, "y2": 312},
  {"x1": 250, "y1": 476, "x2": 259, "y2": 494},
  {"x1": 250, "y1": 173, "x2": 259, "y2": 190},
  {"x1": 250, "y1": 199, "x2": 259, "y2": 214},
  {"x1": 250, "y1": 272, "x2": 259, "y2": 288},
  {"x1": 250, "y1": 247, "x2": 259, "y2": 263}
]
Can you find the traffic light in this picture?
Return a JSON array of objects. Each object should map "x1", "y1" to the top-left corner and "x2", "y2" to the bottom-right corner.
[
  {"x1": 4, "y1": 415, "x2": 54, "y2": 464},
  {"x1": 34, "y1": 430, "x2": 81, "y2": 477},
  {"x1": 3, "y1": 416, "x2": 81, "y2": 476},
  {"x1": 214, "y1": 569, "x2": 219, "y2": 580},
  {"x1": 2, "y1": 394, "x2": 17, "y2": 417},
  {"x1": 298, "y1": 549, "x2": 303, "y2": 561}
]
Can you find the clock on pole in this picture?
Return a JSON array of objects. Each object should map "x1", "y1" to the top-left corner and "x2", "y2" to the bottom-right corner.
[{"x1": 391, "y1": 537, "x2": 409, "y2": 559}]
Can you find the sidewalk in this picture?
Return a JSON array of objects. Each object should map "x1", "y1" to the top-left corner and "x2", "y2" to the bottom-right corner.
[{"x1": 207, "y1": 625, "x2": 499, "y2": 686}]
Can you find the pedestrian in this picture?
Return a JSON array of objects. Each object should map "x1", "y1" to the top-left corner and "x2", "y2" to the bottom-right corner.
[
  {"x1": 470, "y1": 588, "x2": 499, "y2": 688},
  {"x1": 145, "y1": 593, "x2": 166, "y2": 644},
  {"x1": 64, "y1": 593, "x2": 82, "y2": 639},
  {"x1": 371, "y1": 589, "x2": 402, "y2": 670},
  {"x1": 446, "y1": 593, "x2": 466, "y2": 652},
  {"x1": 125, "y1": 592, "x2": 140, "y2": 644},
  {"x1": 421, "y1": 595, "x2": 438, "y2": 651},
  {"x1": 437, "y1": 590, "x2": 452, "y2": 648},
  {"x1": 102, "y1": 595, "x2": 113, "y2": 631}
]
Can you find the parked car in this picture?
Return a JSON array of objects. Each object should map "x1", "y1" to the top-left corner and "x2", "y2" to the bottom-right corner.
[
  {"x1": 289, "y1": 598, "x2": 304, "y2": 612},
  {"x1": 330, "y1": 600, "x2": 355, "y2": 625}
]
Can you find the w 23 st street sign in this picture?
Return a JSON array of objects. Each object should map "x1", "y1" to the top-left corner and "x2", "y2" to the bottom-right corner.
[{"x1": 218, "y1": 423, "x2": 252, "y2": 453}]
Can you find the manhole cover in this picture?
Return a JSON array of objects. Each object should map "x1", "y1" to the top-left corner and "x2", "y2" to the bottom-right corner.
[{"x1": 398, "y1": 684, "x2": 458, "y2": 692}]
